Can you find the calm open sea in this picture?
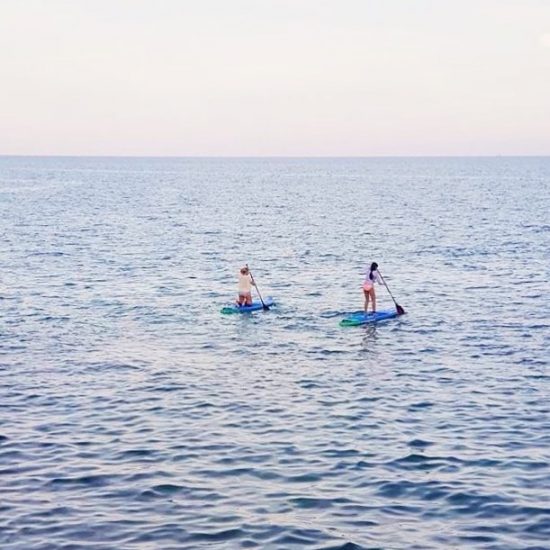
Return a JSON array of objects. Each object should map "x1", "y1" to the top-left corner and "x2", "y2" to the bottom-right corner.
[{"x1": 1, "y1": 156, "x2": 549, "y2": 549}]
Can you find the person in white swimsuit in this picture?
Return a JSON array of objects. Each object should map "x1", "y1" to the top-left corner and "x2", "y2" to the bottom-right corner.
[
  {"x1": 363, "y1": 261, "x2": 383, "y2": 314},
  {"x1": 237, "y1": 266, "x2": 256, "y2": 306}
]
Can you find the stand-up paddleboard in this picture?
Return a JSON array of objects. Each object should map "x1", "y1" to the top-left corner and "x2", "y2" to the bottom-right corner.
[
  {"x1": 221, "y1": 297, "x2": 275, "y2": 315},
  {"x1": 340, "y1": 309, "x2": 401, "y2": 327}
]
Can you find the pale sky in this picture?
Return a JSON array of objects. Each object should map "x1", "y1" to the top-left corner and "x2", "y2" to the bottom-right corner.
[{"x1": 1, "y1": 0, "x2": 549, "y2": 156}]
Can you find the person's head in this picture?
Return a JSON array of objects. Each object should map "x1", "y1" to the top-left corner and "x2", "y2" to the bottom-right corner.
[
  {"x1": 369, "y1": 262, "x2": 378, "y2": 280},
  {"x1": 240, "y1": 266, "x2": 249, "y2": 275}
]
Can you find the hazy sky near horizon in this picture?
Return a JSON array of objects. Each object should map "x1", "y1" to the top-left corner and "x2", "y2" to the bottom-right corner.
[{"x1": 1, "y1": 0, "x2": 549, "y2": 156}]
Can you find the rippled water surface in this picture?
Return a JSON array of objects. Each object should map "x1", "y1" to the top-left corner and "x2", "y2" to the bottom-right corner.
[{"x1": 1, "y1": 157, "x2": 549, "y2": 549}]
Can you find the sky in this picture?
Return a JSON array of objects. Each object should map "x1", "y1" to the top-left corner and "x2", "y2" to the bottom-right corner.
[{"x1": 0, "y1": 0, "x2": 549, "y2": 156}]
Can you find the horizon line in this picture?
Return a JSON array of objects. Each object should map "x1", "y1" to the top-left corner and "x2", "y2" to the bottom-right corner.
[{"x1": 1, "y1": 154, "x2": 549, "y2": 159}]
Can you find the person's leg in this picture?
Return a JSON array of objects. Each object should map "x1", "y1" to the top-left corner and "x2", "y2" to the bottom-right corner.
[
  {"x1": 245, "y1": 292, "x2": 253, "y2": 305},
  {"x1": 363, "y1": 289, "x2": 370, "y2": 313},
  {"x1": 237, "y1": 293, "x2": 245, "y2": 306},
  {"x1": 370, "y1": 288, "x2": 376, "y2": 313}
]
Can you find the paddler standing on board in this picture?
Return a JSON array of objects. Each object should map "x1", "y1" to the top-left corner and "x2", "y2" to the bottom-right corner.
[
  {"x1": 237, "y1": 265, "x2": 257, "y2": 307},
  {"x1": 363, "y1": 262, "x2": 383, "y2": 314}
]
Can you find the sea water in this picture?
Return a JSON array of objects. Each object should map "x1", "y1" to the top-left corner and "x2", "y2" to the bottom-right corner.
[{"x1": 1, "y1": 156, "x2": 549, "y2": 549}]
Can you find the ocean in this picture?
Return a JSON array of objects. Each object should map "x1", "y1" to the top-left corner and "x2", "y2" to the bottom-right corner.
[{"x1": 1, "y1": 156, "x2": 549, "y2": 549}]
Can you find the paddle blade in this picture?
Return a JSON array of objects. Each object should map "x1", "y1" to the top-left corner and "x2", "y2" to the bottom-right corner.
[{"x1": 396, "y1": 304, "x2": 405, "y2": 315}]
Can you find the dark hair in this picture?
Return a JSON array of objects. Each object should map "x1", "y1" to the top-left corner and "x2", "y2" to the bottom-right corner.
[{"x1": 369, "y1": 262, "x2": 379, "y2": 281}]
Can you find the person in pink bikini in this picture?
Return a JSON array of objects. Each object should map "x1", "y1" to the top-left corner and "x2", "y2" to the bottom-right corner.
[{"x1": 363, "y1": 262, "x2": 383, "y2": 314}]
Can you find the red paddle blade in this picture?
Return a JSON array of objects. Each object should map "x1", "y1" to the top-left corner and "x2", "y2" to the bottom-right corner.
[{"x1": 396, "y1": 304, "x2": 405, "y2": 315}]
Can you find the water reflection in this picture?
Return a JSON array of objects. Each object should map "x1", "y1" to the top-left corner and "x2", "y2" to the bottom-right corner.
[{"x1": 360, "y1": 324, "x2": 380, "y2": 352}]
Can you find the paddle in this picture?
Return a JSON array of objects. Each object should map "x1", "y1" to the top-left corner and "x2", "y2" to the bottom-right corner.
[
  {"x1": 246, "y1": 264, "x2": 270, "y2": 310},
  {"x1": 378, "y1": 270, "x2": 405, "y2": 315}
]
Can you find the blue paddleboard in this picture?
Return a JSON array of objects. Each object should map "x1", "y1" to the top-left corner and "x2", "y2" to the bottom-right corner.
[
  {"x1": 221, "y1": 297, "x2": 275, "y2": 315},
  {"x1": 340, "y1": 309, "x2": 400, "y2": 327}
]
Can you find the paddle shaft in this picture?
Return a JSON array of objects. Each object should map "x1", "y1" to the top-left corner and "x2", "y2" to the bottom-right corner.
[
  {"x1": 246, "y1": 264, "x2": 269, "y2": 310},
  {"x1": 378, "y1": 271, "x2": 405, "y2": 315}
]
